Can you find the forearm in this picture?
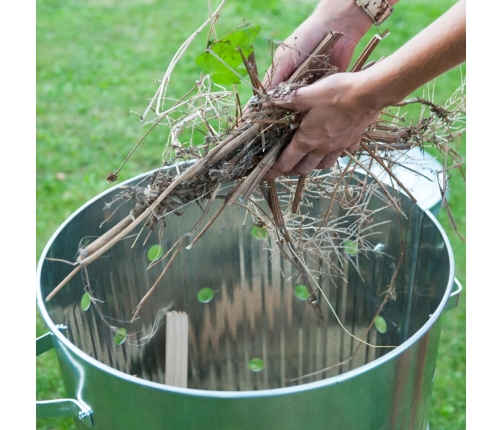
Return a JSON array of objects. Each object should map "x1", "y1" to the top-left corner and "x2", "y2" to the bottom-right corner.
[{"x1": 356, "y1": 0, "x2": 466, "y2": 109}]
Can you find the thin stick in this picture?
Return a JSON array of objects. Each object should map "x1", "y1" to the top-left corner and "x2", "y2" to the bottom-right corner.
[
  {"x1": 265, "y1": 179, "x2": 324, "y2": 321},
  {"x1": 45, "y1": 265, "x2": 82, "y2": 301},
  {"x1": 342, "y1": 150, "x2": 404, "y2": 215},
  {"x1": 107, "y1": 110, "x2": 170, "y2": 182},
  {"x1": 358, "y1": 140, "x2": 417, "y2": 203},
  {"x1": 143, "y1": 0, "x2": 228, "y2": 118},
  {"x1": 287, "y1": 31, "x2": 344, "y2": 84},
  {"x1": 132, "y1": 237, "x2": 188, "y2": 321},
  {"x1": 291, "y1": 175, "x2": 307, "y2": 214},
  {"x1": 186, "y1": 198, "x2": 227, "y2": 250},
  {"x1": 350, "y1": 29, "x2": 389, "y2": 73},
  {"x1": 238, "y1": 48, "x2": 266, "y2": 96}
]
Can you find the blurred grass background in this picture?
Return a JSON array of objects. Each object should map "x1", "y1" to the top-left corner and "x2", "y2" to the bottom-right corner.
[{"x1": 36, "y1": 0, "x2": 465, "y2": 428}]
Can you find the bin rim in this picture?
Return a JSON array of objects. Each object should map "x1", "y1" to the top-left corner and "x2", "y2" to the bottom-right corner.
[{"x1": 36, "y1": 163, "x2": 455, "y2": 400}]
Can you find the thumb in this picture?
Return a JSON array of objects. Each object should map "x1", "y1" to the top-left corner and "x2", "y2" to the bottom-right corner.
[
  {"x1": 269, "y1": 85, "x2": 313, "y2": 114},
  {"x1": 262, "y1": 64, "x2": 289, "y2": 90}
]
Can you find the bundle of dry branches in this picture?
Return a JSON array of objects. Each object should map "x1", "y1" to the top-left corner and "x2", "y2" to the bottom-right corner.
[{"x1": 45, "y1": 5, "x2": 465, "y2": 334}]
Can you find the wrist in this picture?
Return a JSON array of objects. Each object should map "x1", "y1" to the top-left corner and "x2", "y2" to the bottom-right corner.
[
  {"x1": 310, "y1": 0, "x2": 372, "y2": 41},
  {"x1": 355, "y1": 0, "x2": 395, "y2": 26},
  {"x1": 311, "y1": 0, "x2": 400, "y2": 40},
  {"x1": 355, "y1": 64, "x2": 408, "y2": 110},
  {"x1": 354, "y1": 0, "x2": 465, "y2": 109}
]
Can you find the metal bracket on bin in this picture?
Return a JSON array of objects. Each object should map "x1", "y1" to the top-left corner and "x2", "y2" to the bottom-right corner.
[
  {"x1": 36, "y1": 325, "x2": 94, "y2": 427},
  {"x1": 445, "y1": 278, "x2": 463, "y2": 312}
]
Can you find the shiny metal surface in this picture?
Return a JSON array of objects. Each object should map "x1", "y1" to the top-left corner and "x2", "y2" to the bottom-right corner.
[{"x1": 37, "y1": 166, "x2": 455, "y2": 430}]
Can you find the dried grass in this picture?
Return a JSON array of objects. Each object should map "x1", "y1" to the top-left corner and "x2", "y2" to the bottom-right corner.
[{"x1": 45, "y1": 3, "x2": 465, "y2": 345}]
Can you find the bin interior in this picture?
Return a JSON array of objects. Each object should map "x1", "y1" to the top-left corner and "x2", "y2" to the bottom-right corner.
[{"x1": 38, "y1": 172, "x2": 452, "y2": 391}]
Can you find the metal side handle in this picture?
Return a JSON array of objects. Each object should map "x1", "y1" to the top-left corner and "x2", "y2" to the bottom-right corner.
[
  {"x1": 36, "y1": 326, "x2": 94, "y2": 427},
  {"x1": 445, "y1": 277, "x2": 463, "y2": 312}
]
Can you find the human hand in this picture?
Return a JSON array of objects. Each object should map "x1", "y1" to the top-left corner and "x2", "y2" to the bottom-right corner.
[
  {"x1": 264, "y1": 72, "x2": 383, "y2": 179},
  {"x1": 263, "y1": 0, "x2": 374, "y2": 89}
]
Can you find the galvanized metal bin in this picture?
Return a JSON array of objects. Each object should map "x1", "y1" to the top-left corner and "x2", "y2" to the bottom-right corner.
[{"x1": 36, "y1": 164, "x2": 460, "y2": 430}]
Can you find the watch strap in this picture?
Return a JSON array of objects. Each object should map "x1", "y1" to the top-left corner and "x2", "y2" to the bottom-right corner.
[{"x1": 356, "y1": 0, "x2": 394, "y2": 26}]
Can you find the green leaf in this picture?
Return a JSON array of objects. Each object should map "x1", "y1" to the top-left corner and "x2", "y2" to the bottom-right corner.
[
  {"x1": 294, "y1": 284, "x2": 310, "y2": 301},
  {"x1": 248, "y1": 357, "x2": 264, "y2": 372},
  {"x1": 197, "y1": 287, "x2": 214, "y2": 303},
  {"x1": 147, "y1": 244, "x2": 163, "y2": 262},
  {"x1": 114, "y1": 328, "x2": 127, "y2": 345},
  {"x1": 251, "y1": 224, "x2": 267, "y2": 240},
  {"x1": 343, "y1": 240, "x2": 358, "y2": 256},
  {"x1": 195, "y1": 53, "x2": 242, "y2": 84},
  {"x1": 374, "y1": 316, "x2": 387, "y2": 334},
  {"x1": 210, "y1": 25, "x2": 261, "y2": 67},
  {"x1": 80, "y1": 292, "x2": 92, "y2": 311},
  {"x1": 196, "y1": 24, "x2": 261, "y2": 85}
]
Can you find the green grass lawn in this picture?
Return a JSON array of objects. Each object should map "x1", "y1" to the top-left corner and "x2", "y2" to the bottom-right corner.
[{"x1": 36, "y1": 1, "x2": 465, "y2": 429}]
